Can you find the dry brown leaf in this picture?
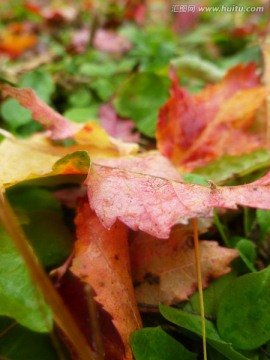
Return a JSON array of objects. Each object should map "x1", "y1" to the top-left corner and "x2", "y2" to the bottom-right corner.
[{"x1": 130, "y1": 226, "x2": 238, "y2": 308}]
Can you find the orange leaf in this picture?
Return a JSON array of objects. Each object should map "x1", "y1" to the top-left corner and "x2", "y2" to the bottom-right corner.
[
  {"x1": 156, "y1": 64, "x2": 267, "y2": 170},
  {"x1": 71, "y1": 199, "x2": 142, "y2": 360},
  {"x1": 0, "y1": 24, "x2": 37, "y2": 59},
  {"x1": 130, "y1": 226, "x2": 238, "y2": 307},
  {"x1": 87, "y1": 153, "x2": 270, "y2": 239}
]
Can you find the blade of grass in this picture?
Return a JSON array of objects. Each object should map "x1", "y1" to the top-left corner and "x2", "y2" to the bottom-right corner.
[
  {"x1": 214, "y1": 209, "x2": 230, "y2": 247},
  {"x1": 0, "y1": 192, "x2": 95, "y2": 360},
  {"x1": 192, "y1": 218, "x2": 207, "y2": 360}
]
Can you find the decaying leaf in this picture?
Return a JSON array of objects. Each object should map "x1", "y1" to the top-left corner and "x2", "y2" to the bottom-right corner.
[
  {"x1": 71, "y1": 199, "x2": 142, "y2": 360},
  {"x1": 156, "y1": 64, "x2": 267, "y2": 170},
  {"x1": 0, "y1": 23, "x2": 37, "y2": 59},
  {"x1": 93, "y1": 29, "x2": 132, "y2": 54},
  {"x1": 74, "y1": 122, "x2": 139, "y2": 156},
  {"x1": 99, "y1": 103, "x2": 140, "y2": 143},
  {"x1": 130, "y1": 227, "x2": 238, "y2": 308},
  {"x1": 87, "y1": 153, "x2": 270, "y2": 239},
  {"x1": 25, "y1": 1, "x2": 78, "y2": 22},
  {"x1": 0, "y1": 138, "x2": 60, "y2": 187},
  {"x1": 2, "y1": 86, "x2": 139, "y2": 156},
  {"x1": 0, "y1": 136, "x2": 92, "y2": 188},
  {"x1": 2, "y1": 85, "x2": 78, "y2": 140}
]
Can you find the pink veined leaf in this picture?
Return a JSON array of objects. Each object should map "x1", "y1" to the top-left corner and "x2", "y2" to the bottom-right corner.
[
  {"x1": 2, "y1": 85, "x2": 78, "y2": 140},
  {"x1": 86, "y1": 153, "x2": 270, "y2": 239}
]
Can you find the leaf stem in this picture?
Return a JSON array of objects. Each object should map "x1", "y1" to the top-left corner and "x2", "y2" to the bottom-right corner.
[
  {"x1": 214, "y1": 209, "x2": 230, "y2": 247},
  {"x1": 192, "y1": 218, "x2": 207, "y2": 360}
]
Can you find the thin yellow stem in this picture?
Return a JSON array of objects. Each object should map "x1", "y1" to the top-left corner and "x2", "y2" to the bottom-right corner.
[{"x1": 192, "y1": 218, "x2": 207, "y2": 360}]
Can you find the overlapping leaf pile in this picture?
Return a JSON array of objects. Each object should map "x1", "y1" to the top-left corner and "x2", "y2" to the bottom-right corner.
[
  {"x1": 1, "y1": 56, "x2": 270, "y2": 359},
  {"x1": 156, "y1": 64, "x2": 267, "y2": 171}
]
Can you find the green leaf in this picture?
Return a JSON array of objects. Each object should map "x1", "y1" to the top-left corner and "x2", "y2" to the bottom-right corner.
[
  {"x1": 7, "y1": 187, "x2": 61, "y2": 213},
  {"x1": 7, "y1": 187, "x2": 73, "y2": 267},
  {"x1": 0, "y1": 226, "x2": 53, "y2": 332},
  {"x1": 68, "y1": 88, "x2": 93, "y2": 107},
  {"x1": 160, "y1": 305, "x2": 249, "y2": 360},
  {"x1": 64, "y1": 107, "x2": 99, "y2": 123},
  {"x1": 193, "y1": 149, "x2": 270, "y2": 184},
  {"x1": 79, "y1": 62, "x2": 117, "y2": 77},
  {"x1": 124, "y1": 25, "x2": 176, "y2": 72},
  {"x1": 217, "y1": 266, "x2": 270, "y2": 350},
  {"x1": 235, "y1": 239, "x2": 257, "y2": 272},
  {"x1": 182, "y1": 173, "x2": 209, "y2": 186},
  {"x1": 184, "y1": 272, "x2": 237, "y2": 318},
  {"x1": 0, "y1": 317, "x2": 58, "y2": 360},
  {"x1": 171, "y1": 55, "x2": 224, "y2": 83},
  {"x1": 114, "y1": 72, "x2": 170, "y2": 137},
  {"x1": 131, "y1": 327, "x2": 197, "y2": 360},
  {"x1": 90, "y1": 78, "x2": 114, "y2": 101},
  {"x1": 20, "y1": 69, "x2": 55, "y2": 102},
  {"x1": 1, "y1": 99, "x2": 32, "y2": 129},
  {"x1": 256, "y1": 209, "x2": 270, "y2": 243}
]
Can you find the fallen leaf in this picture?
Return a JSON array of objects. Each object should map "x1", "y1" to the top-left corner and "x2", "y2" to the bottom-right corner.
[
  {"x1": 93, "y1": 29, "x2": 132, "y2": 54},
  {"x1": 99, "y1": 103, "x2": 139, "y2": 143},
  {"x1": 71, "y1": 199, "x2": 142, "y2": 360},
  {"x1": 70, "y1": 27, "x2": 90, "y2": 53},
  {"x1": 124, "y1": 1, "x2": 146, "y2": 24},
  {"x1": 87, "y1": 153, "x2": 270, "y2": 239},
  {"x1": 0, "y1": 138, "x2": 60, "y2": 187},
  {"x1": 52, "y1": 151, "x2": 90, "y2": 175},
  {"x1": 73, "y1": 121, "x2": 113, "y2": 148},
  {"x1": 0, "y1": 137, "x2": 91, "y2": 188},
  {"x1": 0, "y1": 126, "x2": 138, "y2": 189},
  {"x1": 130, "y1": 227, "x2": 238, "y2": 307},
  {"x1": 2, "y1": 85, "x2": 79, "y2": 140},
  {"x1": 74, "y1": 122, "x2": 139, "y2": 156},
  {"x1": 25, "y1": 1, "x2": 78, "y2": 22},
  {"x1": 2, "y1": 86, "x2": 139, "y2": 155},
  {"x1": 156, "y1": 64, "x2": 267, "y2": 170},
  {"x1": 0, "y1": 22, "x2": 37, "y2": 59}
]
